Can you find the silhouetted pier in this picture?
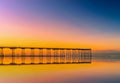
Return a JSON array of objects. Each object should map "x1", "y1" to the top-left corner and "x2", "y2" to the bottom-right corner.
[{"x1": 0, "y1": 47, "x2": 92, "y2": 65}]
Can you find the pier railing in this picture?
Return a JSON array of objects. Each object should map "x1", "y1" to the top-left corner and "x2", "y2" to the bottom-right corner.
[{"x1": 0, "y1": 47, "x2": 92, "y2": 65}]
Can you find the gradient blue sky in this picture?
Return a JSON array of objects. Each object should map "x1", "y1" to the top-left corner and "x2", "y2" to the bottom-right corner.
[{"x1": 0, "y1": 0, "x2": 120, "y2": 50}]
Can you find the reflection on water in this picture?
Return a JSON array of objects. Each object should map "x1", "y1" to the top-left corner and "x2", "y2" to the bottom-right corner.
[{"x1": 0, "y1": 52, "x2": 120, "y2": 83}]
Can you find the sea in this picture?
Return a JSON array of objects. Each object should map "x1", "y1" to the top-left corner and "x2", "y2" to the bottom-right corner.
[{"x1": 0, "y1": 51, "x2": 120, "y2": 83}]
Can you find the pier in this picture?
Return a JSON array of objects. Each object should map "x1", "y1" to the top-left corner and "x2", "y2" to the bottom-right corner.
[{"x1": 0, "y1": 47, "x2": 92, "y2": 65}]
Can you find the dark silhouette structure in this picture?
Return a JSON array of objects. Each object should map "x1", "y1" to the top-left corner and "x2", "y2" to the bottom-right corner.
[{"x1": 0, "y1": 47, "x2": 92, "y2": 65}]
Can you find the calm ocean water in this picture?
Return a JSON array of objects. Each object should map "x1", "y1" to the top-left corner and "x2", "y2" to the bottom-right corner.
[{"x1": 0, "y1": 52, "x2": 120, "y2": 83}]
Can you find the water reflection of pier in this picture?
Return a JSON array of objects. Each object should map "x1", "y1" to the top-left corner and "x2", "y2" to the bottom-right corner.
[{"x1": 0, "y1": 47, "x2": 92, "y2": 65}]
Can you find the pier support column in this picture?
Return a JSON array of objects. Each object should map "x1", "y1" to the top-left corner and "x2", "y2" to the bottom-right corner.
[
  {"x1": 39, "y1": 49, "x2": 43, "y2": 64},
  {"x1": 46, "y1": 49, "x2": 51, "y2": 64},
  {"x1": 66, "y1": 49, "x2": 72, "y2": 64},
  {"x1": 84, "y1": 50, "x2": 87, "y2": 62},
  {"x1": 21, "y1": 48, "x2": 25, "y2": 64},
  {"x1": 78, "y1": 49, "x2": 81, "y2": 63},
  {"x1": 31, "y1": 48, "x2": 35, "y2": 64},
  {"x1": 85, "y1": 50, "x2": 88, "y2": 62},
  {"x1": 81, "y1": 50, "x2": 85, "y2": 63},
  {"x1": 58, "y1": 49, "x2": 60, "y2": 63},
  {"x1": 60, "y1": 49, "x2": 65, "y2": 64},
  {"x1": 72, "y1": 49, "x2": 79, "y2": 63},
  {"x1": 76, "y1": 49, "x2": 79, "y2": 63},
  {"x1": 53, "y1": 49, "x2": 59, "y2": 64},
  {"x1": 0, "y1": 48, "x2": 4, "y2": 65},
  {"x1": 71, "y1": 49, "x2": 75, "y2": 63},
  {"x1": 90, "y1": 50, "x2": 92, "y2": 63},
  {"x1": 10, "y1": 48, "x2": 16, "y2": 65}
]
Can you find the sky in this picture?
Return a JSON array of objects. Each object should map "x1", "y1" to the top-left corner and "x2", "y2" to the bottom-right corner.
[{"x1": 0, "y1": 0, "x2": 120, "y2": 50}]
